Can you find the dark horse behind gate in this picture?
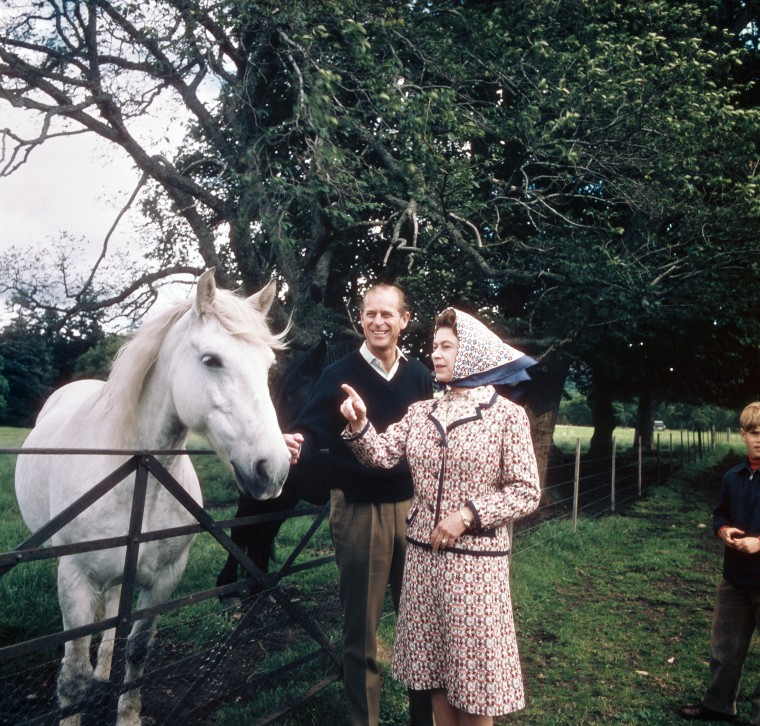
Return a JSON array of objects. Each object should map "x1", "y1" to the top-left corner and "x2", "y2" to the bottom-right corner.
[{"x1": 216, "y1": 337, "x2": 357, "y2": 598}]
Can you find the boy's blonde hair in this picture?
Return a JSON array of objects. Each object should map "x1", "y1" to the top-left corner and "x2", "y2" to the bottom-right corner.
[{"x1": 739, "y1": 402, "x2": 760, "y2": 431}]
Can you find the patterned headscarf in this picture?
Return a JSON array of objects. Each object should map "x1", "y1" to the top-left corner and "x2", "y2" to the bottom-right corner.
[{"x1": 442, "y1": 308, "x2": 537, "y2": 401}]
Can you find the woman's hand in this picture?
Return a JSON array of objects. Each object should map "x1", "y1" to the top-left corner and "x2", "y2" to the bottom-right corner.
[
  {"x1": 340, "y1": 384, "x2": 368, "y2": 433},
  {"x1": 431, "y1": 507, "x2": 473, "y2": 552}
]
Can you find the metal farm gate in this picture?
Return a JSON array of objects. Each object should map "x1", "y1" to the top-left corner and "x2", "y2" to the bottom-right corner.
[{"x1": 0, "y1": 450, "x2": 342, "y2": 725}]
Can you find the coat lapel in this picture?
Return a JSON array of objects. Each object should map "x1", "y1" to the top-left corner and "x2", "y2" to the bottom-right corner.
[{"x1": 430, "y1": 387, "x2": 498, "y2": 431}]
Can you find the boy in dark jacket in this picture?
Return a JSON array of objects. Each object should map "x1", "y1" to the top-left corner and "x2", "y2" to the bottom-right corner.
[{"x1": 681, "y1": 402, "x2": 760, "y2": 723}]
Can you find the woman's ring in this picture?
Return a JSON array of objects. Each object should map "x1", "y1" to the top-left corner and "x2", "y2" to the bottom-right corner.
[{"x1": 442, "y1": 538, "x2": 448, "y2": 547}]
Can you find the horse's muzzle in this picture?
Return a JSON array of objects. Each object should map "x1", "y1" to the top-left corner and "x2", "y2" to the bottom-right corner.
[{"x1": 232, "y1": 459, "x2": 288, "y2": 500}]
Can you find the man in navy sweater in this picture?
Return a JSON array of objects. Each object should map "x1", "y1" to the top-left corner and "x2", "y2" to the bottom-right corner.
[
  {"x1": 284, "y1": 284, "x2": 433, "y2": 726},
  {"x1": 681, "y1": 401, "x2": 760, "y2": 723}
]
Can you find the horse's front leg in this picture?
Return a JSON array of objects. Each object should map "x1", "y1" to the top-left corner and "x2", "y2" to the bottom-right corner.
[
  {"x1": 56, "y1": 558, "x2": 100, "y2": 726},
  {"x1": 117, "y1": 544, "x2": 193, "y2": 726},
  {"x1": 116, "y1": 614, "x2": 157, "y2": 726},
  {"x1": 94, "y1": 584, "x2": 122, "y2": 682}
]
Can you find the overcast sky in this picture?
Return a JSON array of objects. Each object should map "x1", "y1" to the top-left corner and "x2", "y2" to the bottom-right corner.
[
  {"x1": 0, "y1": 106, "x2": 201, "y2": 318},
  {"x1": 0, "y1": 108, "x2": 144, "y2": 258}
]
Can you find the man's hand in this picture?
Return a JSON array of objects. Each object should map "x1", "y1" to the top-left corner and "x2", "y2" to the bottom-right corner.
[
  {"x1": 283, "y1": 432, "x2": 304, "y2": 465},
  {"x1": 340, "y1": 384, "x2": 368, "y2": 433}
]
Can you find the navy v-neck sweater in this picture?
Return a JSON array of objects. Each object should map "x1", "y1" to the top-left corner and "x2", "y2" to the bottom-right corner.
[{"x1": 293, "y1": 349, "x2": 433, "y2": 503}]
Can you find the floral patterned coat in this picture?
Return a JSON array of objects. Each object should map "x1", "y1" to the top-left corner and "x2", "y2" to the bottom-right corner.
[{"x1": 344, "y1": 385, "x2": 540, "y2": 555}]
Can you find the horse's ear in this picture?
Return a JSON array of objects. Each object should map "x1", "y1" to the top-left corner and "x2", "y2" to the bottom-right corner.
[
  {"x1": 194, "y1": 268, "x2": 217, "y2": 315},
  {"x1": 247, "y1": 279, "x2": 277, "y2": 317}
]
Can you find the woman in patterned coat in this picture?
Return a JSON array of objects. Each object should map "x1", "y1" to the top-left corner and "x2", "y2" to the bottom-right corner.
[{"x1": 340, "y1": 307, "x2": 541, "y2": 726}]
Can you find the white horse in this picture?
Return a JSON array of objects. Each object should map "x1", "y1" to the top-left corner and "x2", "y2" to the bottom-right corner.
[{"x1": 14, "y1": 269, "x2": 291, "y2": 726}]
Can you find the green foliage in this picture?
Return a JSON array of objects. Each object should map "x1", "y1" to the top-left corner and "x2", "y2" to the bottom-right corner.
[
  {"x1": 0, "y1": 318, "x2": 56, "y2": 427},
  {"x1": 0, "y1": 435, "x2": 60, "y2": 662},
  {"x1": 0, "y1": 310, "x2": 107, "y2": 426},
  {"x1": 558, "y1": 392, "x2": 593, "y2": 426},
  {"x1": 72, "y1": 335, "x2": 127, "y2": 381},
  {"x1": 3, "y1": 1, "x2": 760, "y2": 469},
  {"x1": 656, "y1": 402, "x2": 739, "y2": 431},
  {"x1": 0, "y1": 356, "x2": 9, "y2": 421}
]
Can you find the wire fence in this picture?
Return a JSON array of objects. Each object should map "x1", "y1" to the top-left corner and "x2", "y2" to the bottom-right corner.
[
  {"x1": 511, "y1": 426, "x2": 734, "y2": 558},
  {"x1": 0, "y1": 426, "x2": 733, "y2": 725}
]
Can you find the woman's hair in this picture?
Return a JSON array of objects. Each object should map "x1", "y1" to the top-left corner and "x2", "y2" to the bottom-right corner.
[
  {"x1": 434, "y1": 308, "x2": 457, "y2": 336},
  {"x1": 740, "y1": 402, "x2": 760, "y2": 431}
]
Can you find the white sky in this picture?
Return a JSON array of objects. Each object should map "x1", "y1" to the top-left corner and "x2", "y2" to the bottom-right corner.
[
  {"x1": 0, "y1": 109, "x2": 143, "y2": 257},
  {"x1": 0, "y1": 105, "x2": 202, "y2": 319}
]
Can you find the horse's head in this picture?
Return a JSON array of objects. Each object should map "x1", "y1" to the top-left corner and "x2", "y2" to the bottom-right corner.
[{"x1": 170, "y1": 269, "x2": 290, "y2": 500}]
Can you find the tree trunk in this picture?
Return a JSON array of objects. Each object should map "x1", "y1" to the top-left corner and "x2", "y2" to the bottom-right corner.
[
  {"x1": 635, "y1": 384, "x2": 656, "y2": 452},
  {"x1": 588, "y1": 365, "x2": 617, "y2": 461},
  {"x1": 524, "y1": 355, "x2": 571, "y2": 489}
]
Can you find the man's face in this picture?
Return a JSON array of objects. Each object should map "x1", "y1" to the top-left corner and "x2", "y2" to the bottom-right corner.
[
  {"x1": 360, "y1": 287, "x2": 410, "y2": 358},
  {"x1": 741, "y1": 426, "x2": 760, "y2": 458}
]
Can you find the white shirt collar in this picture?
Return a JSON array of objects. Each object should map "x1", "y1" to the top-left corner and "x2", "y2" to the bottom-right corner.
[{"x1": 360, "y1": 341, "x2": 407, "y2": 381}]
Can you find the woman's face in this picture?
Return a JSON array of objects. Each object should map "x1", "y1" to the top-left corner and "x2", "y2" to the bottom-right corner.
[{"x1": 431, "y1": 326, "x2": 458, "y2": 383}]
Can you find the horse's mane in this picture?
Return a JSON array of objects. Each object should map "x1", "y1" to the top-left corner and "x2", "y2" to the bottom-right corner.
[{"x1": 96, "y1": 289, "x2": 287, "y2": 436}]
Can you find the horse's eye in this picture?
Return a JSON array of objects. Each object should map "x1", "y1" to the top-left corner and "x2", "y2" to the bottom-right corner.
[{"x1": 202, "y1": 354, "x2": 223, "y2": 369}]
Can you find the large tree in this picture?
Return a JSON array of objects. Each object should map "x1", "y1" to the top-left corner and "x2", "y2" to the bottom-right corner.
[{"x1": 2, "y1": 0, "x2": 759, "y2": 465}]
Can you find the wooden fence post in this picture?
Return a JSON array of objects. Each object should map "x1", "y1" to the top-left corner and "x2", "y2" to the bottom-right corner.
[
  {"x1": 610, "y1": 437, "x2": 617, "y2": 513},
  {"x1": 656, "y1": 433, "x2": 661, "y2": 485},
  {"x1": 573, "y1": 438, "x2": 581, "y2": 532}
]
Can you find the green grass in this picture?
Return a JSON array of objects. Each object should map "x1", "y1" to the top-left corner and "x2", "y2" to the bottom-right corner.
[
  {"x1": 553, "y1": 424, "x2": 638, "y2": 453},
  {"x1": 2, "y1": 426, "x2": 755, "y2": 724},
  {"x1": 506, "y1": 481, "x2": 723, "y2": 725},
  {"x1": 552, "y1": 424, "x2": 730, "y2": 457},
  {"x1": 269, "y1": 450, "x2": 753, "y2": 726}
]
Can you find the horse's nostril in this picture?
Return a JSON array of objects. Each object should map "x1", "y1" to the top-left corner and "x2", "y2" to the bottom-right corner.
[{"x1": 255, "y1": 459, "x2": 269, "y2": 479}]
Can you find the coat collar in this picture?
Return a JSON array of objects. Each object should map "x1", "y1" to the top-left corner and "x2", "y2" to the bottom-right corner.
[{"x1": 429, "y1": 386, "x2": 498, "y2": 431}]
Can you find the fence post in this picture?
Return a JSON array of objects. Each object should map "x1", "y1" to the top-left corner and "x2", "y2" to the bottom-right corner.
[
  {"x1": 638, "y1": 435, "x2": 642, "y2": 497},
  {"x1": 107, "y1": 456, "x2": 150, "y2": 725},
  {"x1": 681, "y1": 430, "x2": 684, "y2": 470},
  {"x1": 656, "y1": 433, "x2": 661, "y2": 485},
  {"x1": 573, "y1": 438, "x2": 581, "y2": 532},
  {"x1": 610, "y1": 437, "x2": 617, "y2": 513},
  {"x1": 669, "y1": 432, "x2": 673, "y2": 476}
]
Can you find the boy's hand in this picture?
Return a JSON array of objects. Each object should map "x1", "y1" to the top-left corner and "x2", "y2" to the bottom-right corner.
[
  {"x1": 719, "y1": 526, "x2": 746, "y2": 548},
  {"x1": 735, "y1": 535, "x2": 760, "y2": 555}
]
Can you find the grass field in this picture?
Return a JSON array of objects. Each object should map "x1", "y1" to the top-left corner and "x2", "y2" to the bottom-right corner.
[
  {"x1": 1, "y1": 427, "x2": 751, "y2": 724},
  {"x1": 553, "y1": 424, "x2": 638, "y2": 452},
  {"x1": 267, "y1": 449, "x2": 752, "y2": 726}
]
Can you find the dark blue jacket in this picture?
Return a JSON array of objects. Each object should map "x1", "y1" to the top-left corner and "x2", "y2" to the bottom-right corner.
[
  {"x1": 293, "y1": 350, "x2": 433, "y2": 503},
  {"x1": 713, "y1": 458, "x2": 760, "y2": 586}
]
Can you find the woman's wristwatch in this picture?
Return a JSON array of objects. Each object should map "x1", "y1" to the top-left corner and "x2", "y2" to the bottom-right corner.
[{"x1": 459, "y1": 508, "x2": 473, "y2": 530}]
